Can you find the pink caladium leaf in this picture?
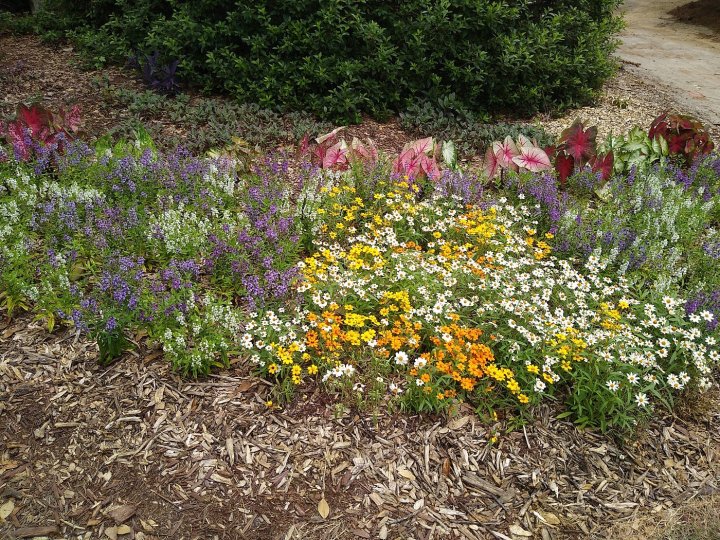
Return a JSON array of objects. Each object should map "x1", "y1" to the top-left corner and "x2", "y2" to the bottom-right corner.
[
  {"x1": 591, "y1": 151, "x2": 615, "y2": 181},
  {"x1": 315, "y1": 126, "x2": 345, "y2": 145},
  {"x1": 512, "y1": 145, "x2": 552, "y2": 172},
  {"x1": 559, "y1": 119, "x2": 597, "y2": 165},
  {"x1": 492, "y1": 136, "x2": 519, "y2": 170},
  {"x1": 554, "y1": 153, "x2": 575, "y2": 186},
  {"x1": 419, "y1": 154, "x2": 441, "y2": 179},
  {"x1": 516, "y1": 134, "x2": 534, "y2": 149},
  {"x1": 393, "y1": 146, "x2": 415, "y2": 175},
  {"x1": 366, "y1": 138, "x2": 378, "y2": 164},
  {"x1": 349, "y1": 137, "x2": 379, "y2": 167},
  {"x1": 409, "y1": 137, "x2": 434, "y2": 156},
  {"x1": 322, "y1": 140, "x2": 348, "y2": 170},
  {"x1": 483, "y1": 146, "x2": 499, "y2": 179}
]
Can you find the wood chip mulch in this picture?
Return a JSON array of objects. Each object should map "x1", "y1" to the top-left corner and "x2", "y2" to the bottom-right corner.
[{"x1": 1, "y1": 316, "x2": 719, "y2": 540}]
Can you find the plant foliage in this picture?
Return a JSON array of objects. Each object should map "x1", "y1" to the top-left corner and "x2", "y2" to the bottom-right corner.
[{"x1": 31, "y1": 0, "x2": 623, "y2": 122}]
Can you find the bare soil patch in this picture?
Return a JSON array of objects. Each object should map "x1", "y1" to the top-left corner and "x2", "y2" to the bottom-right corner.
[{"x1": 670, "y1": 0, "x2": 720, "y2": 40}]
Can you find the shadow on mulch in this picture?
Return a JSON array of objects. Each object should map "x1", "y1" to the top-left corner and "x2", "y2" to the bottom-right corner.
[{"x1": 669, "y1": 0, "x2": 720, "y2": 40}]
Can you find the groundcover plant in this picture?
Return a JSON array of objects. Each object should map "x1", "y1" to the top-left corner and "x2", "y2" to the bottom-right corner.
[{"x1": 0, "y1": 126, "x2": 718, "y2": 433}]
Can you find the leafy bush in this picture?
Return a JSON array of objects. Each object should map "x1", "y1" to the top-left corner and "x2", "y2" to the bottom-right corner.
[{"x1": 32, "y1": 0, "x2": 623, "y2": 122}]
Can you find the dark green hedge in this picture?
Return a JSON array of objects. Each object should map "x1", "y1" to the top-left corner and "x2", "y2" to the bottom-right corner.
[{"x1": 33, "y1": 0, "x2": 623, "y2": 122}]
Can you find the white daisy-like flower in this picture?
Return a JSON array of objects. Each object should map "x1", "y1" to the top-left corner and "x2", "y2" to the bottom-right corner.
[
  {"x1": 667, "y1": 373, "x2": 682, "y2": 390},
  {"x1": 635, "y1": 393, "x2": 649, "y2": 407},
  {"x1": 606, "y1": 380, "x2": 620, "y2": 392},
  {"x1": 395, "y1": 351, "x2": 409, "y2": 366}
]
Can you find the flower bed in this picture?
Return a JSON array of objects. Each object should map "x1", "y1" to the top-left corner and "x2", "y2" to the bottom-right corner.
[{"x1": 1, "y1": 116, "x2": 719, "y2": 432}]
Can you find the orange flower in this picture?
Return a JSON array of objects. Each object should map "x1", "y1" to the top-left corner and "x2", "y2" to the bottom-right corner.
[{"x1": 460, "y1": 377, "x2": 476, "y2": 391}]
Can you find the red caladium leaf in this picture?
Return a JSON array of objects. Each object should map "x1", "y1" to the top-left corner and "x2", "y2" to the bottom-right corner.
[
  {"x1": 483, "y1": 146, "x2": 499, "y2": 179},
  {"x1": 648, "y1": 112, "x2": 668, "y2": 140},
  {"x1": 7, "y1": 122, "x2": 31, "y2": 160},
  {"x1": 16, "y1": 103, "x2": 48, "y2": 138},
  {"x1": 493, "y1": 136, "x2": 519, "y2": 170},
  {"x1": 543, "y1": 144, "x2": 557, "y2": 160},
  {"x1": 591, "y1": 151, "x2": 614, "y2": 181},
  {"x1": 512, "y1": 145, "x2": 552, "y2": 173},
  {"x1": 668, "y1": 132, "x2": 690, "y2": 154},
  {"x1": 559, "y1": 119, "x2": 597, "y2": 165},
  {"x1": 555, "y1": 153, "x2": 575, "y2": 186}
]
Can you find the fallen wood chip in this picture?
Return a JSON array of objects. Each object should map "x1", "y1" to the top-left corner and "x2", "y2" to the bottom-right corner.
[{"x1": 14, "y1": 526, "x2": 59, "y2": 538}]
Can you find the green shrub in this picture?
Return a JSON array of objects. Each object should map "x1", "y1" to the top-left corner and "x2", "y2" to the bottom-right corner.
[{"x1": 34, "y1": 0, "x2": 623, "y2": 122}]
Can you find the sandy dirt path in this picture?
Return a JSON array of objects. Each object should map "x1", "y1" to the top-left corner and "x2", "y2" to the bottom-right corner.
[{"x1": 618, "y1": 0, "x2": 720, "y2": 127}]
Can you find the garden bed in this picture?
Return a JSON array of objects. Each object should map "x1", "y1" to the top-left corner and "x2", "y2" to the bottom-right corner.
[{"x1": 2, "y1": 28, "x2": 720, "y2": 540}]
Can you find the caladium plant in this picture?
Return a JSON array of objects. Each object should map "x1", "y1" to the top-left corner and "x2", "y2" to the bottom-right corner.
[
  {"x1": 0, "y1": 103, "x2": 81, "y2": 161},
  {"x1": 484, "y1": 134, "x2": 552, "y2": 180},
  {"x1": 393, "y1": 137, "x2": 442, "y2": 180},
  {"x1": 601, "y1": 126, "x2": 666, "y2": 175},
  {"x1": 648, "y1": 112, "x2": 714, "y2": 164},
  {"x1": 310, "y1": 127, "x2": 379, "y2": 171},
  {"x1": 549, "y1": 119, "x2": 614, "y2": 184}
]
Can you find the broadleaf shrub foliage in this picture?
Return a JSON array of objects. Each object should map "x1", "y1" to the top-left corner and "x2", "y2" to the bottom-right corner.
[{"x1": 34, "y1": 0, "x2": 623, "y2": 122}]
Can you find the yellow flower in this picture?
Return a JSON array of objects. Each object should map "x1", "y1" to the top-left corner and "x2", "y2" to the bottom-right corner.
[
  {"x1": 518, "y1": 394, "x2": 529, "y2": 404},
  {"x1": 433, "y1": 231, "x2": 442, "y2": 239},
  {"x1": 265, "y1": 400, "x2": 273, "y2": 407},
  {"x1": 268, "y1": 363, "x2": 279, "y2": 374},
  {"x1": 527, "y1": 364, "x2": 540, "y2": 375},
  {"x1": 307, "y1": 364, "x2": 319, "y2": 375}
]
